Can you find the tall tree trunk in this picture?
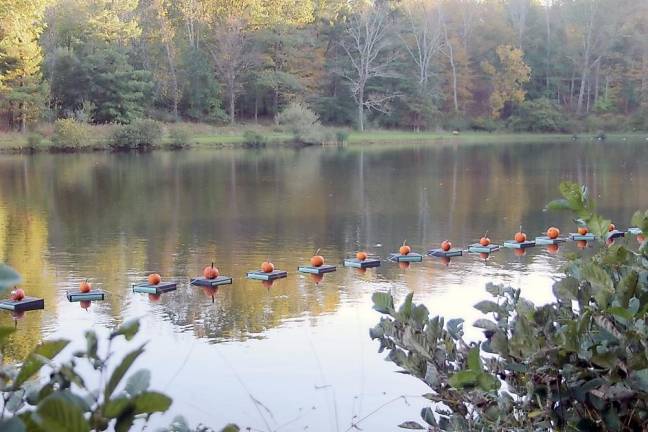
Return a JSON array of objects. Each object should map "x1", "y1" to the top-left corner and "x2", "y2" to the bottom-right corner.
[
  {"x1": 357, "y1": 86, "x2": 364, "y2": 132},
  {"x1": 229, "y1": 80, "x2": 235, "y2": 124},
  {"x1": 165, "y1": 43, "x2": 179, "y2": 120}
]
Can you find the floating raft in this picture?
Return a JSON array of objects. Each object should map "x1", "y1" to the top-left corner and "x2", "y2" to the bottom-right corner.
[
  {"x1": 628, "y1": 227, "x2": 643, "y2": 235},
  {"x1": 344, "y1": 258, "x2": 380, "y2": 269},
  {"x1": 535, "y1": 236, "x2": 567, "y2": 245},
  {"x1": 0, "y1": 297, "x2": 45, "y2": 312},
  {"x1": 389, "y1": 253, "x2": 423, "y2": 262},
  {"x1": 606, "y1": 230, "x2": 625, "y2": 240},
  {"x1": 428, "y1": 248, "x2": 463, "y2": 258},
  {"x1": 190, "y1": 276, "x2": 233, "y2": 288},
  {"x1": 298, "y1": 265, "x2": 336, "y2": 275},
  {"x1": 468, "y1": 243, "x2": 500, "y2": 254},
  {"x1": 67, "y1": 290, "x2": 105, "y2": 302},
  {"x1": 503, "y1": 240, "x2": 536, "y2": 249},
  {"x1": 132, "y1": 282, "x2": 177, "y2": 294},
  {"x1": 570, "y1": 233, "x2": 596, "y2": 241},
  {"x1": 246, "y1": 270, "x2": 287, "y2": 281}
]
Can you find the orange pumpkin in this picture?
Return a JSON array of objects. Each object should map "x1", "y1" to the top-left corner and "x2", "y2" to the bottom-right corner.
[
  {"x1": 546, "y1": 227, "x2": 560, "y2": 239},
  {"x1": 399, "y1": 241, "x2": 411, "y2": 255},
  {"x1": 577, "y1": 226, "x2": 589, "y2": 235},
  {"x1": 261, "y1": 261, "x2": 274, "y2": 273},
  {"x1": 576, "y1": 240, "x2": 587, "y2": 250},
  {"x1": 148, "y1": 273, "x2": 161, "y2": 285},
  {"x1": 10, "y1": 288, "x2": 25, "y2": 301},
  {"x1": 80, "y1": 300, "x2": 91, "y2": 311},
  {"x1": 80, "y1": 279, "x2": 92, "y2": 293},
  {"x1": 608, "y1": 223, "x2": 616, "y2": 232},
  {"x1": 514, "y1": 248, "x2": 526, "y2": 257},
  {"x1": 546, "y1": 244, "x2": 559, "y2": 254},
  {"x1": 310, "y1": 249, "x2": 325, "y2": 267},
  {"x1": 203, "y1": 262, "x2": 219, "y2": 280},
  {"x1": 479, "y1": 236, "x2": 491, "y2": 246},
  {"x1": 310, "y1": 274, "x2": 324, "y2": 284},
  {"x1": 398, "y1": 261, "x2": 410, "y2": 270},
  {"x1": 514, "y1": 231, "x2": 527, "y2": 243},
  {"x1": 441, "y1": 240, "x2": 452, "y2": 251},
  {"x1": 356, "y1": 251, "x2": 368, "y2": 261}
]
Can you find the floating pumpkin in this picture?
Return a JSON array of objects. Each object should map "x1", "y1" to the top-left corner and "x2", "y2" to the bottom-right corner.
[
  {"x1": 80, "y1": 300, "x2": 91, "y2": 311},
  {"x1": 148, "y1": 273, "x2": 161, "y2": 285},
  {"x1": 479, "y1": 232, "x2": 491, "y2": 246},
  {"x1": 261, "y1": 261, "x2": 274, "y2": 273},
  {"x1": 514, "y1": 248, "x2": 526, "y2": 257},
  {"x1": 203, "y1": 262, "x2": 219, "y2": 280},
  {"x1": 546, "y1": 227, "x2": 560, "y2": 239},
  {"x1": 441, "y1": 240, "x2": 452, "y2": 252},
  {"x1": 80, "y1": 279, "x2": 92, "y2": 293},
  {"x1": 356, "y1": 251, "x2": 368, "y2": 261},
  {"x1": 399, "y1": 241, "x2": 411, "y2": 256},
  {"x1": 310, "y1": 249, "x2": 325, "y2": 267},
  {"x1": 514, "y1": 226, "x2": 527, "y2": 243},
  {"x1": 608, "y1": 223, "x2": 616, "y2": 232},
  {"x1": 10, "y1": 288, "x2": 25, "y2": 301},
  {"x1": 577, "y1": 226, "x2": 589, "y2": 235},
  {"x1": 310, "y1": 273, "x2": 324, "y2": 284},
  {"x1": 546, "y1": 244, "x2": 559, "y2": 254},
  {"x1": 398, "y1": 261, "x2": 410, "y2": 270},
  {"x1": 576, "y1": 240, "x2": 587, "y2": 250}
]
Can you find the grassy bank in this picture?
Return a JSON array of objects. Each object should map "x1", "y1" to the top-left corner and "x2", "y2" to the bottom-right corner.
[{"x1": 1, "y1": 122, "x2": 647, "y2": 154}]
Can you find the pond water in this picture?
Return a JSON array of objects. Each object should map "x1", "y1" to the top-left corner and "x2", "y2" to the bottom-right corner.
[{"x1": 0, "y1": 139, "x2": 646, "y2": 431}]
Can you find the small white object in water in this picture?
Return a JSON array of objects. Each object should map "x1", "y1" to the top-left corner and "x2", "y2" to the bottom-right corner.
[{"x1": 374, "y1": 243, "x2": 383, "y2": 247}]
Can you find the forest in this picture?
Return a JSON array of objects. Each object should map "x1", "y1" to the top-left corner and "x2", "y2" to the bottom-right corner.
[{"x1": 1, "y1": 0, "x2": 647, "y2": 136}]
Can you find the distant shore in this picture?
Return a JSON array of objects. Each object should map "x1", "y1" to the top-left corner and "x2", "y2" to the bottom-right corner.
[{"x1": 1, "y1": 123, "x2": 646, "y2": 154}]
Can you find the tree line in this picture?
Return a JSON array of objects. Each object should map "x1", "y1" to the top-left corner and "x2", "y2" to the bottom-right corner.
[{"x1": 1, "y1": 0, "x2": 647, "y2": 133}]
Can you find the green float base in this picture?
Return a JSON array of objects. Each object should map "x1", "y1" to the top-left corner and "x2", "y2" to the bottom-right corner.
[
  {"x1": 503, "y1": 240, "x2": 536, "y2": 249},
  {"x1": 570, "y1": 233, "x2": 596, "y2": 241},
  {"x1": 389, "y1": 253, "x2": 423, "y2": 262},
  {"x1": 344, "y1": 258, "x2": 380, "y2": 269},
  {"x1": 535, "y1": 236, "x2": 567, "y2": 245},
  {"x1": 298, "y1": 265, "x2": 336, "y2": 275},
  {"x1": 468, "y1": 244, "x2": 500, "y2": 254},
  {"x1": 67, "y1": 290, "x2": 105, "y2": 302},
  {"x1": 190, "y1": 276, "x2": 233, "y2": 287},
  {"x1": 246, "y1": 270, "x2": 287, "y2": 281},
  {"x1": 428, "y1": 248, "x2": 463, "y2": 258},
  {"x1": 606, "y1": 230, "x2": 625, "y2": 240},
  {"x1": 132, "y1": 282, "x2": 177, "y2": 294},
  {"x1": 0, "y1": 297, "x2": 45, "y2": 312},
  {"x1": 628, "y1": 227, "x2": 642, "y2": 235}
]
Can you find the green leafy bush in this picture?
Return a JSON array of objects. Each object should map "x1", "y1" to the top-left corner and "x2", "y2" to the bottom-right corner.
[
  {"x1": 371, "y1": 182, "x2": 648, "y2": 431},
  {"x1": 166, "y1": 126, "x2": 192, "y2": 150},
  {"x1": 335, "y1": 129, "x2": 350, "y2": 143},
  {"x1": 276, "y1": 102, "x2": 332, "y2": 144},
  {"x1": 51, "y1": 118, "x2": 91, "y2": 151},
  {"x1": 507, "y1": 98, "x2": 566, "y2": 132},
  {"x1": 242, "y1": 130, "x2": 267, "y2": 147},
  {"x1": 108, "y1": 119, "x2": 163, "y2": 151},
  {"x1": 25, "y1": 133, "x2": 45, "y2": 152}
]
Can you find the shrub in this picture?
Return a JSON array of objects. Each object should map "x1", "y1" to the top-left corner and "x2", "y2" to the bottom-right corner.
[
  {"x1": 507, "y1": 98, "x2": 566, "y2": 132},
  {"x1": 276, "y1": 102, "x2": 331, "y2": 144},
  {"x1": 242, "y1": 130, "x2": 267, "y2": 147},
  {"x1": 108, "y1": 119, "x2": 163, "y2": 151},
  {"x1": 470, "y1": 116, "x2": 500, "y2": 132},
  {"x1": 442, "y1": 115, "x2": 470, "y2": 132},
  {"x1": 50, "y1": 118, "x2": 90, "y2": 151},
  {"x1": 166, "y1": 126, "x2": 192, "y2": 150},
  {"x1": 25, "y1": 133, "x2": 45, "y2": 152},
  {"x1": 335, "y1": 129, "x2": 350, "y2": 143},
  {"x1": 370, "y1": 182, "x2": 648, "y2": 431}
]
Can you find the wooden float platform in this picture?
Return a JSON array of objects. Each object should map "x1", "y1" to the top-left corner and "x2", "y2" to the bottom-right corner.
[
  {"x1": 67, "y1": 290, "x2": 105, "y2": 302},
  {"x1": 344, "y1": 258, "x2": 380, "y2": 269},
  {"x1": 468, "y1": 243, "x2": 500, "y2": 254},
  {"x1": 298, "y1": 265, "x2": 336, "y2": 275},
  {"x1": 606, "y1": 230, "x2": 625, "y2": 240},
  {"x1": 535, "y1": 236, "x2": 567, "y2": 245},
  {"x1": 0, "y1": 297, "x2": 45, "y2": 312},
  {"x1": 132, "y1": 282, "x2": 177, "y2": 294},
  {"x1": 246, "y1": 270, "x2": 287, "y2": 281},
  {"x1": 190, "y1": 276, "x2": 233, "y2": 288},
  {"x1": 389, "y1": 253, "x2": 423, "y2": 262},
  {"x1": 628, "y1": 227, "x2": 642, "y2": 235},
  {"x1": 428, "y1": 248, "x2": 463, "y2": 258},
  {"x1": 503, "y1": 240, "x2": 536, "y2": 249},
  {"x1": 570, "y1": 233, "x2": 596, "y2": 241}
]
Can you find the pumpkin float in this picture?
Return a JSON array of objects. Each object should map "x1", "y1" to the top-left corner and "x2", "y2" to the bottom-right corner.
[
  {"x1": 203, "y1": 262, "x2": 219, "y2": 280},
  {"x1": 608, "y1": 223, "x2": 616, "y2": 232},
  {"x1": 356, "y1": 251, "x2": 368, "y2": 261},
  {"x1": 10, "y1": 288, "x2": 25, "y2": 301},
  {"x1": 441, "y1": 240, "x2": 452, "y2": 252},
  {"x1": 310, "y1": 249, "x2": 325, "y2": 267},
  {"x1": 577, "y1": 226, "x2": 589, "y2": 235},
  {"x1": 546, "y1": 227, "x2": 560, "y2": 239},
  {"x1": 261, "y1": 261, "x2": 274, "y2": 273},
  {"x1": 514, "y1": 226, "x2": 527, "y2": 243},
  {"x1": 399, "y1": 241, "x2": 411, "y2": 255},
  {"x1": 147, "y1": 273, "x2": 161, "y2": 285},
  {"x1": 80, "y1": 279, "x2": 92, "y2": 293},
  {"x1": 479, "y1": 232, "x2": 491, "y2": 246}
]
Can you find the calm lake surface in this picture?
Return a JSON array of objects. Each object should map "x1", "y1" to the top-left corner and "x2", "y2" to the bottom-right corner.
[{"x1": 1, "y1": 139, "x2": 647, "y2": 430}]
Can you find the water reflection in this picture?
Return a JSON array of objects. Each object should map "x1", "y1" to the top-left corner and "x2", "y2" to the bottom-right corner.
[{"x1": 0, "y1": 140, "x2": 646, "y2": 429}]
